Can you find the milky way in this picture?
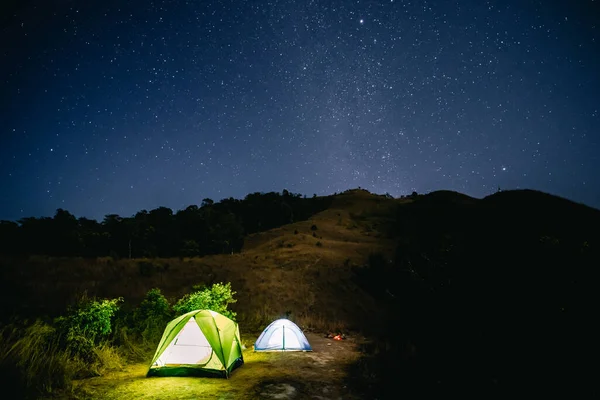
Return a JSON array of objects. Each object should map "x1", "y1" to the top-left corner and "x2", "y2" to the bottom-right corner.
[{"x1": 1, "y1": 0, "x2": 599, "y2": 221}]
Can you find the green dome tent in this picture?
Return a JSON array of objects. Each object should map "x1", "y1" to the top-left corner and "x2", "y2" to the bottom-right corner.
[{"x1": 147, "y1": 310, "x2": 244, "y2": 378}]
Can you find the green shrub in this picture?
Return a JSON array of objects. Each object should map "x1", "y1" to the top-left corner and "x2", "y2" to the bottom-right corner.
[
  {"x1": 133, "y1": 288, "x2": 172, "y2": 344},
  {"x1": 173, "y1": 282, "x2": 238, "y2": 320},
  {"x1": 55, "y1": 295, "x2": 123, "y2": 361}
]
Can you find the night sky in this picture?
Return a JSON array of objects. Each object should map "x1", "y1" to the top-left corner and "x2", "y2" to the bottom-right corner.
[{"x1": 1, "y1": 0, "x2": 599, "y2": 222}]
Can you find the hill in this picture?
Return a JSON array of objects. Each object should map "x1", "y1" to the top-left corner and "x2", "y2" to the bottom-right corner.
[
  {"x1": 1, "y1": 187, "x2": 599, "y2": 398},
  {"x1": 0, "y1": 189, "x2": 400, "y2": 331},
  {"x1": 355, "y1": 188, "x2": 600, "y2": 397}
]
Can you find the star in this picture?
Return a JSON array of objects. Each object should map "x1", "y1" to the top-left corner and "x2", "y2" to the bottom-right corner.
[{"x1": 0, "y1": 0, "x2": 597, "y2": 220}]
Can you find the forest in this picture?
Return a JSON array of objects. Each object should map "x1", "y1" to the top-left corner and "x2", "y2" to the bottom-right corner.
[{"x1": 0, "y1": 190, "x2": 331, "y2": 258}]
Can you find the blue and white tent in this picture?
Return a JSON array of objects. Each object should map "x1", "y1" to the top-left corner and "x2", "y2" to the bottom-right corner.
[{"x1": 254, "y1": 318, "x2": 312, "y2": 351}]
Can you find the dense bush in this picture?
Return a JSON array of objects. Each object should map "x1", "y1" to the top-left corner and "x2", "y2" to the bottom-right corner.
[
  {"x1": 173, "y1": 282, "x2": 238, "y2": 320},
  {"x1": 55, "y1": 296, "x2": 123, "y2": 362},
  {"x1": 132, "y1": 288, "x2": 172, "y2": 344}
]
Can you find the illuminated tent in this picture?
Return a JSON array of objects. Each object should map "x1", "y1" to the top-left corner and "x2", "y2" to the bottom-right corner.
[
  {"x1": 147, "y1": 310, "x2": 244, "y2": 378},
  {"x1": 254, "y1": 318, "x2": 312, "y2": 351}
]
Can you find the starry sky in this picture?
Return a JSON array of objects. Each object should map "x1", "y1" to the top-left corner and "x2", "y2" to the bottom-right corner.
[{"x1": 1, "y1": 0, "x2": 599, "y2": 222}]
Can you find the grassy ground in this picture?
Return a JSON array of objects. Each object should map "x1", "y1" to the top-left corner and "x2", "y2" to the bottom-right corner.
[{"x1": 68, "y1": 332, "x2": 364, "y2": 400}]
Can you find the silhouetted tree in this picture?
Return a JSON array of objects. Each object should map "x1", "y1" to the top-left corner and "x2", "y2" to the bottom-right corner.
[
  {"x1": 0, "y1": 220, "x2": 20, "y2": 254},
  {"x1": 0, "y1": 189, "x2": 331, "y2": 258}
]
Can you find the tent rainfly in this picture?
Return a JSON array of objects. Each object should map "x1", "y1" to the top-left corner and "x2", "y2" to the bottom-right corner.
[
  {"x1": 147, "y1": 309, "x2": 244, "y2": 378},
  {"x1": 254, "y1": 318, "x2": 312, "y2": 351}
]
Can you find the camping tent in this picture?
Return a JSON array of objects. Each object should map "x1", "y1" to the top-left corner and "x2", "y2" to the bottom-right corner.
[
  {"x1": 147, "y1": 309, "x2": 244, "y2": 378},
  {"x1": 254, "y1": 318, "x2": 312, "y2": 351}
]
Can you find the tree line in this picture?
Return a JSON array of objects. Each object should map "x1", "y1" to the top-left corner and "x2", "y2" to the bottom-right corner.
[{"x1": 0, "y1": 190, "x2": 331, "y2": 258}]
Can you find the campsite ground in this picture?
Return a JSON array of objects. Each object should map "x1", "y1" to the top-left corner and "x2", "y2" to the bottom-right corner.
[{"x1": 68, "y1": 332, "x2": 365, "y2": 400}]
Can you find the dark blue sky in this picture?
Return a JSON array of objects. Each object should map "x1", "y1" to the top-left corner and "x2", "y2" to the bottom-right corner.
[{"x1": 1, "y1": 0, "x2": 599, "y2": 221}]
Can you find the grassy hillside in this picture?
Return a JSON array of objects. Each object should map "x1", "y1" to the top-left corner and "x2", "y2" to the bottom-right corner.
[
  {"x1": 0, "y1": 189, "x2": 399, "y2": 332},
  {"x1": 1, "y1": 187, "x2": 598, "y2": 398}
]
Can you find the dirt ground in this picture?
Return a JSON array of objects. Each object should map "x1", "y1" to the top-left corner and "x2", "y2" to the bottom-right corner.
[{"x1": 70, "y1": 332, "x2": 366, "y2": 400}]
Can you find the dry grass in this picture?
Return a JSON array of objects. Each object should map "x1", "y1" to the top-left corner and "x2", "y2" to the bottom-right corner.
[
  {"x1": 0, "y1": 321, "x2": 76, "y2": 396},
  {"x1": 0, "y1": 320, "x2": 125, "y2": 398},
  {"x1": 1, "y1": 190, "x2": 400, "y2": 334}
]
